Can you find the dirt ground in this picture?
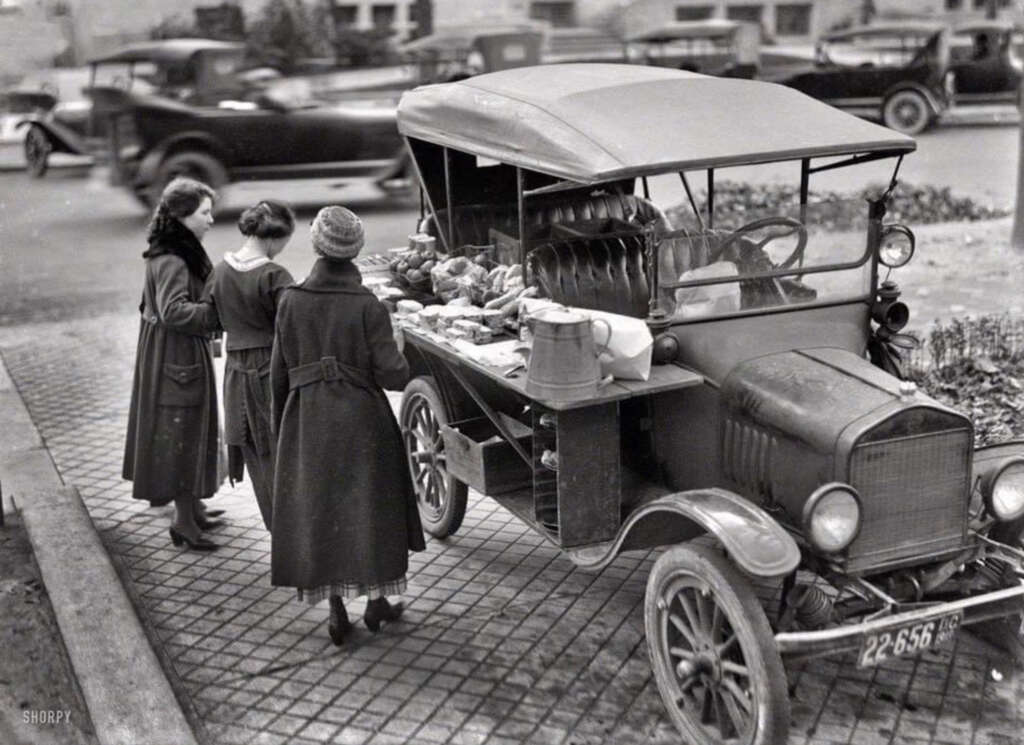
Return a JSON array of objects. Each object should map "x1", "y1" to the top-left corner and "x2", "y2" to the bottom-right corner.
[
  {"x1": 0, "y1": 509, "x2": 96, "y2": 745},
  {"x1": 0, "y1": 215, "x2": 1020, "y2": 745}
]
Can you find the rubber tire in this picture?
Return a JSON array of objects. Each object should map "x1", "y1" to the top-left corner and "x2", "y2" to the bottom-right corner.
[
  {"x1": 152, "y1": 150, "x2": 228, "y2": 203},
  {"x1": 399, "y1": 375, "x2": 468, "y2": 539},
  {"x1": 645, "y1": 543, "x2": 790, "y2": 745},
  {"x1": 882, "y1": 90, "x2": 932, "y2": 135},
  {"x1": 24, "y1": 125, "x2": 51, "y2": 178}
]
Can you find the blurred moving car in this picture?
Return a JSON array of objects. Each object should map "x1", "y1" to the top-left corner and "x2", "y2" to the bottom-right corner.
[
  {"x1": 766, "y1": 23, "x2": 951, "y2": 134},
  {"x1": 18, "y1": 38, "x2": 410, "y2": 206},
  {"x1": 399, "y1": 25, "x2": 546, "y2": 81},
  {"x1": 949, "y1": 20, "x2": 1023, "y2": 107},
  {"x1": 624, "y1": 19, "x2": 760, "y2": 78}
]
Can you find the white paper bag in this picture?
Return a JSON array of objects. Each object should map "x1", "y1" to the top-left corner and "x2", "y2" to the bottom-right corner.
[{"x1": 672, "y1": 261, "x2": 741, "y2": 320}]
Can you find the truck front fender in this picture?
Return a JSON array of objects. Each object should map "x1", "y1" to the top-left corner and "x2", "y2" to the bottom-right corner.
[{"x1": 567, "y1": 487, "x2": 800, "y2": 578}]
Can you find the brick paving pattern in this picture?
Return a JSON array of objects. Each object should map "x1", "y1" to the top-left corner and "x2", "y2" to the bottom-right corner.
[{"x1": 2, "y1": 313, "x2": 1023, "y2": 745}]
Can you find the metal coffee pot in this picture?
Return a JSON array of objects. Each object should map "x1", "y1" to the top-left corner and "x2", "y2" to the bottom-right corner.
[{"x1": 525, "y1": 307, "x2": 612, "y2": 401}]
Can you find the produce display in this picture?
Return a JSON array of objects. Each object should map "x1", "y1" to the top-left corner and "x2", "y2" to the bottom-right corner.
[{"x1": 375, "y1": 242, "x2": 541, "y2": 346}]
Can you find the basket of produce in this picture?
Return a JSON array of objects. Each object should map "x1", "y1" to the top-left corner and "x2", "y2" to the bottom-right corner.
[{"x1": 389, "y1": 242, "x2": 439, "y2": 293}]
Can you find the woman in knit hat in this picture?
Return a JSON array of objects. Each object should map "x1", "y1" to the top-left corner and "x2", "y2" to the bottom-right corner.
[
  {"x1": 207, "y1": 199, "x2": 296, "y2": 531},
  {"x1": 269, "y1": 205, "x2": 425, "y2": 644}
]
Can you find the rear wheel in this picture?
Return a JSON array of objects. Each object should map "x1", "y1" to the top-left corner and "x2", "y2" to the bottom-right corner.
[
  {"x1": 882, "y1": 90, "x2": 932, "y2": 135},
  {"x1": 399, "y1": 376, "x2": 468, "y2": 538},
  {"x1": 23, "y1": 125, "x2": 51, "y2": 178},
  {"x1": 149, "y1": 150, "x2": 228, "y2": 206},
  {"x1": 645, "y1": 543, "x2": 790, "y2": 745}
]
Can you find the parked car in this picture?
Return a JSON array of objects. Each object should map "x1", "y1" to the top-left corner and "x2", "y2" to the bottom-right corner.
[
  {"x1": 767, "y1": 22, "x2": 951, "y2": 134},
  {"x1": 624, "y1": 19, "x2": 760, "y2": 78},
  {"x1": 18, "y1": 38, "x2": 410, "y2": 206},
  {"x1": 394, "y1": 62, "x2": 1024, "y2": 743},
  {"x1": 398, "y1": 26, "x2": 545, "y2": 82},
  {"x1": 949, "y1": 20, "x2": 1023, "y2": 107}
]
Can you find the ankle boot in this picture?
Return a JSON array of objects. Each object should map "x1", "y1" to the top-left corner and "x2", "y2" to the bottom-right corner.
[
  {"x1": 328, "y1": 595, "x2": 351, "y2": 646},
  {"x1": 364, "y1": 597, "x2": 403, "y2": 633}
]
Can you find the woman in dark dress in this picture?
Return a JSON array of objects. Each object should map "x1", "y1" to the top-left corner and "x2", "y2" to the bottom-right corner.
[
  {"x1": 123, "y1": 177, "x2": 223, "y2": 551},
  {"x1": 208, "y1": 200, "x2": 295, "y2": 530},
  {"x1": 270, "y1": 205, "x2": 425, "y2": 645}
]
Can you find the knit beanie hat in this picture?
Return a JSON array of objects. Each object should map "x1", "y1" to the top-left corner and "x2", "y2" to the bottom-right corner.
[{"x1": 311, "y1": 205, "x2": 364, "y2": 260}]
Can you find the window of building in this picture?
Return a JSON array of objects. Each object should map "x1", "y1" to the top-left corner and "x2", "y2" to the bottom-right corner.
[
  {"x1": 775, "y1": 4, "x2": 811, "y2": 36},
  {"x1": 530, "y1": 1, "x2": 576, "y2": 28},
  {"x1": 372, "y1": 4, "x2": 396, "y2": 30},
  {"x1": 726, "y1": 4, "x2": 763, "y2": 25},
  {"x1": 945, "y1": 0, "x2": 962, "y2": 8},
  {"x1": 332, "y1": 4, "x2": 358, "y2": 28},
  {"x1": 675, "y1": 5, "x2": 715, "y2": 21}
]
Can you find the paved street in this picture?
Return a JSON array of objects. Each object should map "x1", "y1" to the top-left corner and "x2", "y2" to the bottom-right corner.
[{"x1": 2, "y1": 121, "x2": 1024, "y2": 744}]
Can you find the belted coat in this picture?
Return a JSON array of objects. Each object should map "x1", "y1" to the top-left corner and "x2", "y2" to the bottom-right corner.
[
  {"x1": 269, "y1": 258, "x2": 425, "y2": 590},
  {"x1": 123, "y1": 221, "x2": 221, "y2": 506}
]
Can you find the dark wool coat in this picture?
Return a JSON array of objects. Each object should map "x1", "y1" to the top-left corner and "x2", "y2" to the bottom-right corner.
[
  {"x1": 269, "y1": 258, "x2": 425, "y2": 590},
  {"x1": 123, "y1": 225, "x2": 221, "y2": 506}
]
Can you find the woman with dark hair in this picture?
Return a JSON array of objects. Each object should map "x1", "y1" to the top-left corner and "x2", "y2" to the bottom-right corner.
[
  {"x1": 207, "y1": 200, "x2": 295, "y2": 530},
  {"x1": 123, "y1": 176, "x2": 223, "y2": 551},
  {"x1": 270, "y1": 205, "x2": 425, "y2": 645}
]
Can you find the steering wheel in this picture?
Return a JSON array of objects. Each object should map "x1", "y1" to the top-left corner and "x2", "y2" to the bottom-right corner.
[{"x1": 707, "y1": 216, "x2": 808, "y2": 270}]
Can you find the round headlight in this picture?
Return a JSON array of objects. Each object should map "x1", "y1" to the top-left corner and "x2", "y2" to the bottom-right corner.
[
  {"x1": 879, "y1": 225, "x2": 915, "y2": 268},
  {"x1": 802, "y1": 483, "x2": 862, "y2": 554},
  {"x1": 982, "y1": 458, "x2": 1024, "y2": 521}
]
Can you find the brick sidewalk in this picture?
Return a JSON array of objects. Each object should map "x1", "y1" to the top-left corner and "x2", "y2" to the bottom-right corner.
[{"x1": 2, "y1": 313, "x2": 1022, "y2": 745}]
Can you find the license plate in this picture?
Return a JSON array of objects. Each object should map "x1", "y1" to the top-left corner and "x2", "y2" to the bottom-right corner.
[{"x1": 858, "y1": 611, "x2": 963, "y2": 668}]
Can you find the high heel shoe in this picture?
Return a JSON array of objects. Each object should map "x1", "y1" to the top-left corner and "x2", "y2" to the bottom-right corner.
[
  {"x1": 168, "y1": 527, "x2": 219, "y2": 552},
  {"x1": 196, "y1": 517, "x2": 226, "y2": 531},
  {"x1": 363, "y1": 598, "x2": 403, "y2": 633},
  {"x1": 328, "y1": 595, "x2": 352, "y2": 646}
]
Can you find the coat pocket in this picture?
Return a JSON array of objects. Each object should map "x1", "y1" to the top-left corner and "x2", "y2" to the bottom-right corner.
[{"x1": 159, "y1": 362, "x2": 205, "y2": 407}]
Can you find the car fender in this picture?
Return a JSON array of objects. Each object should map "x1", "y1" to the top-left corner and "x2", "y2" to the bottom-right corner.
[
  {"x1": 14, "y1": 116, "x2": 89, "y2": 155},
  {"x1": 135, "y1": 131, "x2": 227, "y2": 186},
  {"x1": 566, "y1": 487, "x2": 801, "y2": 578},
  {"x1": 881, "y1": 81, "x2": 946, "y2": 115}
]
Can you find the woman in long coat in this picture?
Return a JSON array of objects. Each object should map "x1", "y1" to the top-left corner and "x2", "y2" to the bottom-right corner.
[
  {"x1": 123, "y1": 177, "x2": 222, "y2": 551},
  {"x1": 270, "y1": 205, "x2": 425, "y2": 644},
  {"x1": 208, "y1": 199, "x2": 295, "y2": 530}
]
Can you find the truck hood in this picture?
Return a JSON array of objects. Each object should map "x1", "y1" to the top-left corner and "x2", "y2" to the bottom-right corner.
[{"x1": 721, "y1": 347, "x2": 928, "y2": 454}]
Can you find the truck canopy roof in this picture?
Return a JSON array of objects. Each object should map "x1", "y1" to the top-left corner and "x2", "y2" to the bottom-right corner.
[
  {"x1": 88, "y1": 39, "x2": 245, "y2": 65},
  {"x1": 397, "y1": 63, "x2": 916, "y2": 183}
]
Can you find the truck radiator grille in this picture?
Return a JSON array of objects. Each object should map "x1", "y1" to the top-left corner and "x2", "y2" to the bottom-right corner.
[{"x1": 846, "y1": 427, "x2": 970, "y2": 573}]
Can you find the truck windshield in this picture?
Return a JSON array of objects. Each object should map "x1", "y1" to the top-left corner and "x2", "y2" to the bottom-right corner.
[{"x1": 658, "y1": 198, "x2": 872, "y2": 320}]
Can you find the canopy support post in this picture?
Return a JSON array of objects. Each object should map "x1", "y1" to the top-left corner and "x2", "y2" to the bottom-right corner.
[
  {"x1": 517, "y1": 167, "x2": 528, "y2": 273},
  {"x1": 707, "y1": 169, "x2": 715, "y2": 229},
  {"x1": 799, "y1": 158, "x2": 810, "y2": 221},
  {"x1": 443, "y1": 147, "x2": 455, "y2": 253},
  {"x1": 679, "y1": 173, "x2": 704, "y2": 231}
]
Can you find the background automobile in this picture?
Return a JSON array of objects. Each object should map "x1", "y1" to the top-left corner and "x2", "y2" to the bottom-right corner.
[
  {"x1": 624, "y1": 19, "x2": 760, "y2": 78},
  {"x1": 766, "y1": 22, "x2": 951, "y2": 134},
  {"x1": 949, "y1": 20, "x2": 1023, "y2": 106},
  {"x1": 18, "y1": 38, "x2": 410, "y2": 207}
]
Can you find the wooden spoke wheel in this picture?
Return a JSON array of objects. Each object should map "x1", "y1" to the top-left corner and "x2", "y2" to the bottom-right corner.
[
  {"x1": 645, "y1": 544, "x2": 789, "y2": 745},
  {"x1": 399, "y1": 376, "x2": 467, "y2": 538},
  {"x1": 24, "y1": 125, "x2": 51, "y2": 178}
]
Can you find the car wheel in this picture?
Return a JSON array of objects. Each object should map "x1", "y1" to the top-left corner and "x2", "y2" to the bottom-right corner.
[
  {"x1": 23, "y1": 125, "x2": 51, "y2": 178},
  {"x1": 155, "y1": 150, "x2": 228, "y2": 196},
  {"x1": 882, "y1": 90, "x2": 932, "y2": 135},
  {"x1": 645, "y1": 543, "x2": 790, "y2": 745},
  {"x1": 399, "y1": 375, "x2": 468, "y2": 539}
]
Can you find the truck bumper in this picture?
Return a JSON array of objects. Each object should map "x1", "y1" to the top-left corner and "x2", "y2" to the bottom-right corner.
[{"x1": 775, "y1": 583, "x2": 1024, "y2": 661}]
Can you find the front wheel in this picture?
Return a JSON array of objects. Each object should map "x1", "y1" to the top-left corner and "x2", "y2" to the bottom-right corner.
[
  {"x1": 645, "y1": 543, "x2": 790, "y2": 745},
  {"x1": 150, "y1": 150, "x2": 228, "y2": 206},
  {"x1": 882, "y1": 90, "x2": 932, "y2": 135},
  {"x1": 399, "y1": 376, "x2": 468, "y2": 539},
  {"x1": 23, "y1": 125, "x2": 51, "y2": 178}
]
